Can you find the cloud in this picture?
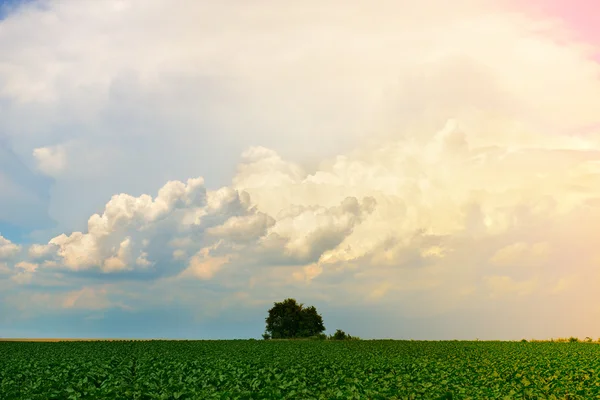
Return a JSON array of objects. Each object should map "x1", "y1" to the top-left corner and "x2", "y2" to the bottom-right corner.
[
  {"x1": 0, "y1": 235, "x2": 20, "y2": 259},
  {"x1": 32, "y1": 144, "x2": 67, "y2": 176},
  {"x1": 11, "y1": 160, "x2": 375, "y2": 288},
  {"x1": 0, "y1": 140, "x2": 55, "y2": 233},
  {"x1": 28, "y1": 243, "x2": 55, "y2": 259},
  {"x1": 62, "y1": 286, "x2": 112, "y2": 310},
  {"x1": 484, "y1": 275, "x2": 539, "y2": 298},
  {"x1": 1, "y1": 0, "x2": 600, "y2": 339},
  {"x1": 1, "y1": 0, "x2": 598, "y2": 239},
  {"x1": 489, "y1": 242, "x2": 551, "y2": 268},
  {"x1": 10, "y1": 123, "x2": 600, "y2": 318},
  {"x1": 12, "y1": 261, "x2": 38, "y2": 284},
  {"x1": 3, "y1": 284, "x2": 130, "y2": 319},
  {"x1": 181, "y1": 246, "x2": 230, "y2": 280},
  {"x1": 40, "y1": 177, "x2": 207, "y2": 272},
  {"x1": 0, "y1": 262, "x2": 11, "y2": 274}
]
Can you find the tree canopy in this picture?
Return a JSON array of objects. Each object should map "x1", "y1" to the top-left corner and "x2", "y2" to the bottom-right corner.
[{"x1": 264, "y1": 298, "x2": 325, "y2": 339}]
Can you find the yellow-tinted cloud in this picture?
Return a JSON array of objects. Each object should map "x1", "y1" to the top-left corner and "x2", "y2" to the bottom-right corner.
[{"x1": 1, "y1": 0, "x2": 600, "y2": 338}]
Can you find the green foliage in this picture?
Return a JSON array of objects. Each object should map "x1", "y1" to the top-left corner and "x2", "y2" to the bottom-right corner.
[
  {"x1": 569, "y1": 336, "x2": 580, "y2": 343},
  {"x1": 265, "y1": 298, "x2": 325, "y2": 339},
  {"x1": 331, "y1": 329, "x2": 348, "y2": 340},
  {"x1": 329, "y1": 329, "x2": 360, "y2": 341},
  {"x1": 2, "y1": 340, "x2": 600, "y2": 399}
]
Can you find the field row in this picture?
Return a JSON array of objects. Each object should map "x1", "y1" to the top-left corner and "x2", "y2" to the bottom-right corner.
[{"x1": 1, "y1": 340, "x2": 599, "y2": 399}]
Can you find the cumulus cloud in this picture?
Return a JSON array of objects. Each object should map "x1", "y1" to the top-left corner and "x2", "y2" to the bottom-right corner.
[
  {"x1": 1, "y1": 0, "x2": 600, "y2": 338},
  {"x1": 28, "y1": 243, "x2": 55, "y2": 259},
  {"x1": 181, "y1": 245, "x2": 231, "y2": 280},
  {"x1": 0, "y1": 235, "x2": 20, "y2": 259},
  {"x1": 1, "y1": 0, "x2": 598, "y2": 238},
  {"x1": 12, "y1": 261, "x2": 38, "y2": 284},
  {"x1": 39, "y1": 177, "x2": 207, "y2": 272},
  {"x1": 32, "y1": 144, "x2": 67, "y2": 176},
  {"x1": 11, "y1": 158, "x2": 376, "y2": 288},
  {"x1": 11, "y1": 121, "x2": 600, "y2": 315}
]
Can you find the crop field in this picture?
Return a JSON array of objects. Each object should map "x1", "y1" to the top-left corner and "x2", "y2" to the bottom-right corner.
[{"x1": 1, "y1": 340, "x2": 600, "y2": 399}]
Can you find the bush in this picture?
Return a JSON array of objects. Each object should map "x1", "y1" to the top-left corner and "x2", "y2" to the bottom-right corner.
[
  {"x1": 568, "y1": 337, "x2": 579, "y2": 343},
  {"x1": 329, "y1": 329, "x2": 361, "y2": 341},
  {"x1": 262, "y1": 333, "x2": 271, "y2": 340},
  {"x1": 331, "y1": 329, "x2": 348, "y2": 340},
  {"x1": 308, "y1": 333, "x2": 328, "y2": 341}
]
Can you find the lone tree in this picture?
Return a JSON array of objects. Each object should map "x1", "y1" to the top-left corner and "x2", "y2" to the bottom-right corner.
[{"x1": 264, "y1": 298, "x2": 325, "y2": 339}]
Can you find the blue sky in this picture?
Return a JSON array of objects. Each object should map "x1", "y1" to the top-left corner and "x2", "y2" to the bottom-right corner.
[
  {"x1": 0, "y1": 0, "x2": 29, "y2": 18},
  {"x1": 1, "y1": 0, "x2": 600, "y2": 340}
]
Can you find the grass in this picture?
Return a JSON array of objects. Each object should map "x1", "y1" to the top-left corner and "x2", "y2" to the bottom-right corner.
[{"x1": 1, "y1": 339, "x2": 599, "y2": 399}]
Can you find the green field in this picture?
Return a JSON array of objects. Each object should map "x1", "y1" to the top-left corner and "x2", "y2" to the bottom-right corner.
[{"x1": 1, "y1": 340, "x2": 599, "y2": 399}]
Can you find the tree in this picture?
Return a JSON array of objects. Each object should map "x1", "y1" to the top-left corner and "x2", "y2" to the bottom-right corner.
[
  {"x1": 330, "y1": 329, "x2": 360, "y2": 341},
  {"x1": 298, "y1": 305, "x2": 326, "y2": 337},
  {"x1": 331, "y1": 329, "x2": 348, "y2": 340},
  {"x1": 264, "y1": 298, "x2": 325, "y2": 339}
]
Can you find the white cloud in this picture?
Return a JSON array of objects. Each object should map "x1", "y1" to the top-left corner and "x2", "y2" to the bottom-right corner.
[
  {"x1": 28, "y1": 243, "x2": 55, "y2": 259},
  {"x1": 11, "y1": 261, "x2": 39, "y2": 284},
  {"x1": 17, "y1": 166, "x2": 376, "y2": 282},
  {"x1": 40, "y1": 177, "x2": 206, "y2": 271},
  {"x1": 8, "y1": 120, "x2": 600, "y2": 322},
  {"x1": 1, "y1": 0, "x2": 599, "y2": 238},
  {"x1": 32, "y1": 144, "x2": 67, "y2": 176},
  {"x1": 292, "y1": 263, "x2": 323, "y2": 284},
  {"x1": 181, "y1": 245, "x2": 231, "y2": 280},
  {"x1": 0, "y1": 235, "x2": 20, "y2": 259},
  {"x1": 1, "y1": 0, "x2": 600, "y2": 337},
  {"x1": 207, "y1": 213, "x2": 275, "y2": 242},
  {"x1": 136, "y1": 251, "x2": 152, "y2": 267},
  {"x1": 15, "y1": 261, "x2": 38, "y2": 273},
  {"x1": 103, "y1": 237, "x2": 132, "y2": 272}
]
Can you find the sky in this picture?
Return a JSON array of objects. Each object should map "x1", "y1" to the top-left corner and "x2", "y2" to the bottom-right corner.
[{"x1": 0, "y1": 0, "x2": 600, "y2": 340}]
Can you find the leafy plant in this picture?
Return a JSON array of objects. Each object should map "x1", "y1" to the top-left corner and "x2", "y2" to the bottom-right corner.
[
  {"x1": 331, "y1": 329, "x2": 348, "y2": 340},
  {"x1": 264, "y1": 298, "x2": 326, "y2": 339},
  {"x1": 3, "y1": 339, "x2": 600, "y2": 399},
  {"x1": 330, "y1": 329, "x2": 360, "y2": 340}
]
